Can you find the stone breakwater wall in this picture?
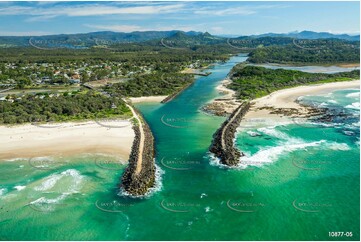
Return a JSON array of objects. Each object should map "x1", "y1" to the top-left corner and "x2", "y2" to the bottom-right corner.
[
  {"x1": 121, "y1": 110, "x2": 156, "y2": 196},
  {"x1": 161, "y1": 82, "x2": 193, "y2": 104},
  {"x1": 209, "y1": 102, "x2": 250, "y2": 166}
]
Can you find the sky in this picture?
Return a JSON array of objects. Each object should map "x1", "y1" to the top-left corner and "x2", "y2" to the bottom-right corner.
[{"x1": 0, "y1": 1, "x2": 359, "y2": 36}]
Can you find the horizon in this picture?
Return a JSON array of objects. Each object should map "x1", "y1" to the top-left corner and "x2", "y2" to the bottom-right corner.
[
  {"x1": 0, "y1": 29, "x2": 360, "y2": 37},
  {"x1": 0, "y1": 1, "x2": 359, "y2": 36}
]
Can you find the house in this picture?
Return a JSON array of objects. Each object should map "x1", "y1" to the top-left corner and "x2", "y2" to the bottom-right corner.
[
  {"x1": 70, "y1": 79, "x2": 81, "y2": 84},
  {"x1": 71, "y1": 74, "x2": 80, "y2": 79},
  {"x1": 42, "y1": 76, "x2": 51, "y2": 82}
]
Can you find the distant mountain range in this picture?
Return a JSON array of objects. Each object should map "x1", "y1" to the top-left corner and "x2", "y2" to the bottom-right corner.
[
  {"x1": 0, "y1": 30, "x2": 358, "y2": 48},
  {"x1": 0, "y1": 30, "x2": 202, "y2": 48},
  {"x1": 248, "y1": 30, "x2": 360, "y2": 41}
]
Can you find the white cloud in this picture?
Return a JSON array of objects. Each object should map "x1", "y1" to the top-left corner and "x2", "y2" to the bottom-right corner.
[
  {"x1": 194, "y1": 7, "x2": 256, "y2": 16},
  {"x1": 0, "y1": 3, "x2": 186, "y2": 20}
]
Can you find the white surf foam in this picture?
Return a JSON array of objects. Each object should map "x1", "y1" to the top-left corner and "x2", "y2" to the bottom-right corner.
[
  {"x1": 119, "y1": 163, "x2": 164, "y2": 199},
  {"x1": 246, "y1": 131, "x2": 261, "y2": 137},
  {"x1": 0, "y1": 188, "x2": 7, "y2": 196},
  {"x1": 257, "y1": 126, "x2": 303, "y2": 143},
  {"x1": 345, "y1": 102, "x2": 360, "y2": 110},
  {"x1": 326, "y1": 142, "x2": 351, "y2": 151},
  {"x1": 14, "y1": 185, "x2": 26, "y2": 191},
  {"x1": 34, "y1": 169, "x2": 84, "y2": 193},
  {"x1": 240, "y1": 140, "x2": 325, "y2": 166},
  {"x1": 346, "y1": 92, "x2": 360, "y2": 98}
]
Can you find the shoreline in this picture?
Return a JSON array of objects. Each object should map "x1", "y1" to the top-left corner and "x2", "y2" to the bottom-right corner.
[
  {"x1": 248, "y1": 62, "x2": 360, "y2": 68},
  {"x1": 129, "y1": 95, "x2": 168, "y2": 104},
  {"x1": 0, "y1": 120, "x2": 135, "y2": 161},
  {"x1": 201, "y1": 79, "x2": 241, "y2": 116},
  {"x1": 243, "y1": 80, "x2": 360, "y2": 123}
]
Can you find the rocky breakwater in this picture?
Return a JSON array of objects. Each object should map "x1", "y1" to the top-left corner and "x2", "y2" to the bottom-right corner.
[
  {"x1": 121, "y1": 107, "x2": 156, "y2": 196},
  {"x1": 209, "y1": 102, "x2": 250, "y2": 166}
]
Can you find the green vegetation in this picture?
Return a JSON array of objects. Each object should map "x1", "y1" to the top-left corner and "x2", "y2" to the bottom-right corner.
[
  {"x1": 0, "y1": 90, "x2": 131, "y2": 124},
  {"x1": 229, "y1": 65, "x2": 360, "y2": 100},
  {"x1": 1, "y1": 31, "x2": 359, "y2": 125},
  {"x1": 247, "y1": 39, "x2": 359, "y2": 64},
  {"x1": 105, "y1": 73, "x2": 194, "y2": 97}
]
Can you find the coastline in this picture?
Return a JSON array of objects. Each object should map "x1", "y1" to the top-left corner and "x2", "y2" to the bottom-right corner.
[
  {"x1": 202, "y1": 79, "x2": 241, "y2": 116},
  {"x1": 129, "y1": 95, "x2": 168, "y2": 104},
  {"x1": 0, "y1": 120, "x2": 135, "y2": 161},
  {"x1": 244, "y1": 79, "x2": 360, "y2": 122}
]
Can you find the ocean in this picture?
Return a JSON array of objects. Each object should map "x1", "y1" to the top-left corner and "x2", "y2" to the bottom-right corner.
[{"x1": 0, "y1": 54, "x2": 359, "y2": 241}]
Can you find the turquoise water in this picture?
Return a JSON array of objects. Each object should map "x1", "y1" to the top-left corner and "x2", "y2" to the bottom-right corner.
[{"x1": 0, "y1": 54, "x2": 359, "y2": 240}]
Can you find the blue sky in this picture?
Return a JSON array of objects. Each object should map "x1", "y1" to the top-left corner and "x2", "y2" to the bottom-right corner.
[{"x1": 0, "y1": 1, "x2": 359, "y2": 36}]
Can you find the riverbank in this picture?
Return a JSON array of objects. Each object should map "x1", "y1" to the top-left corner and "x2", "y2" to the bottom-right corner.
[
  {"x1": 202, "y1": 79, "x2": 241, "y2": 116},
  {"x1": 244, "y1": 80, "x2": 360, "y2": 122},
  {"x1": 0, "y1": 120, "x2": 134, "y2": 161},
  {"x1": 129, "y1": 96, "x2": 168, "y2": 104}
]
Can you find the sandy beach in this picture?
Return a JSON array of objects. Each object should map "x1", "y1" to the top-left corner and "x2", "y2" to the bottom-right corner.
[
  {"x1": 0, "y1": 120, "x2": 135, "y2": 161},
  {"x1": 244, "y1": 80, "x2": 360, "y2": 121},
  {"x1": 202, "y1": 79, "x2": 241, "y2": 116},
  {"x1": 129, "y1": 95, "x2": 167, "y2": 104}
]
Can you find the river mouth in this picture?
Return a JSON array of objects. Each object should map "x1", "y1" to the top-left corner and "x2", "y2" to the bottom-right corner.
[{"x1": 0, "y1": 54, "x2": 359, "y2": 240}]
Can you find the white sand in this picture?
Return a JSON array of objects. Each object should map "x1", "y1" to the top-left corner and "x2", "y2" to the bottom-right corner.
[
  {"x1": 0, "y1": 120, "x2": 135, "y2": 160},
  {"x1": 244, "y1": 80, "x2": 360, "y2": 121},
  {"x1": 216, "y1": 79, "x2": 236, "y2": 99},
  {"x1": 129, "y1": 96, "x2": 167, "y2": 104}
]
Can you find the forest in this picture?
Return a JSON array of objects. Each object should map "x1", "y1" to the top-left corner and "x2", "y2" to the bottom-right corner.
[
  {"x1": 0, "y1": 90, "x2": 131, "y2": 124},
  {"x1": 229, "y1": 65, "x2": 360, "y2": 100}
]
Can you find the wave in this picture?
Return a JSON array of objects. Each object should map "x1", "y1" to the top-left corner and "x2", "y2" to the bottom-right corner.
[
  {"x1": 34, "y1": 174, "x2": 63, "y2": 191},
  {"x1": 240, "y1": 140, "x2": 325, "y2": 167},
  {"x1": 346, "y1": 92, "x2": 360, "y2": 98},
  {"x1": 246, "y1": 131, "x2": 261, "y2": 137},
  {"x1": 345, "y1": 102, "x2": 360, "y2": 110},
  {"x1": 14, "y1": 185, "x2": 26, "y2": 191},
  {"x1": 29, "y1": 169, "x2": 85, "y2": 212},
  {"x1": 0, "y1": 188, "x2": 7, "y2": 196},
  {"x1": 256, "y1": 126, "x2": 303, "y2": 143},
  {"x1": 326, "y1": 142, "x2": 351, "y2": 151},
  {"x1": 34, "y1": 169, "x2": 84, "y2": 193}
]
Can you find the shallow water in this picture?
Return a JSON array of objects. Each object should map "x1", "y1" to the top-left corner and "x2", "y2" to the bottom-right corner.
[{"x1": 0, "y1": 54, "x2": 359, "y2": 240}]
